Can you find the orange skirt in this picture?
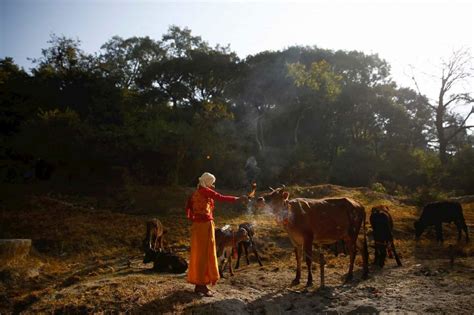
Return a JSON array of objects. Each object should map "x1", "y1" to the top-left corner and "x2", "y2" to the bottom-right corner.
[{"x1": 187, "y1": 220, "x2": 220, "y2": 285}]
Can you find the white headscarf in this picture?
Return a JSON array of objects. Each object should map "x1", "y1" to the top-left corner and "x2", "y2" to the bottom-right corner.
[{"x1": 198, "y1": 172, "x2": 216, "y2": 188}]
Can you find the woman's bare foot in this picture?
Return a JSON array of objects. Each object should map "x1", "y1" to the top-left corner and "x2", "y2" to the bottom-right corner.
[{"x1": 194, "y1": 285, "x2": 214, "y2": 297}]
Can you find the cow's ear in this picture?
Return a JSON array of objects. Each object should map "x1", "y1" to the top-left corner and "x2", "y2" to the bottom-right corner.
[{"x1": 282, "y1": 191, "x2": 290, "y2": 200}]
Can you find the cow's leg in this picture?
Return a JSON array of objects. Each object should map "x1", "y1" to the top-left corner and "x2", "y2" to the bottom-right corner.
[
  {"x1": 435, "y1": 223, "x2": 443, "y2": 243},
  {"x1": 234, "y1": 242, "x2": 243, "y2": 269},
  {"x1": 391, "y1": 241, "x2": 402, "y2": 266},
  {"x1": 456, "y1": 221, "x2": 463, "y2": 242},
  {"x1": 318, "y1": 246, "x2": 326, "y2": 288},
  {"x1": 346, "y1": 241, "x2": 356, "y2": 282},
  {"x1": 153, "y1": 231, "x2": 158, "y2": 251},
  {"x1": 456, "y1": 220, "x2": 469, "y2": 243},
  {"x1": 373, "y1": 244, "x2": 380, "y2": 265},
  {"x1": 292, "y1": 246, "x2": 302, "y2": 286},
  {"x1": 159, "y1": 235, "x2": 164, "y2": 252},
  {"x1": 244, "y1": 242, "x2": 250, "y2": 265},
  {"x1": 304, "y1": 234, "x2": 313, "y2": 287},
  {"x1": 463, "y1": 222, "x2": 469, "y2": 243},
  {"x1": 229, "y1": 251, "x2": 234, "y2": 276},
  {"x1": 387, "y1": 244, "x2": 394, "y2": 259},
  {"x1": 252, "y1": 242, "x2": 263, "y2": 266},
  {"x1": 379, "y1": 244, "x2": 387, "y2": 267}
]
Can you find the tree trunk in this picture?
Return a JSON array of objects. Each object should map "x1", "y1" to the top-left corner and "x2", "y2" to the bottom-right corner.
[
  {"x1": 436, "y1": 93, "x2": 448, "y2": 165},
  {"x1": 256, "y1": 115, "x2": 265, "y2": 151},
  {"x1": 294, "y1": 106, "x2": 311, "y2": 146},
  {"x1": 294, "y1": 111, "x2": 303, "y2": 145}
]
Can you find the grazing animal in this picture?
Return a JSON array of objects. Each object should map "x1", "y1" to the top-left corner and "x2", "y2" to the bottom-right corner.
[
  {"x1": 257, "y1": 188, "x2": 368, "y2": 287},
  {"x1": 143, "y1": 218, "x2": 166, "y2": 252},
  {"x1": 143, "y1": 248, "x2": 188, "y2": 274},
  {"x1": 234, "y1": 222, "x2": 263, "y2": 269},
  {"x1": 215, "y1": 225, "x2": 249, "y2": 277},
  {"x1": 370, "y1": 205, "x2": 402, "y2": 267},
  {"x1": 414, "y1": 201, "x2": 469, "y2": 243}
]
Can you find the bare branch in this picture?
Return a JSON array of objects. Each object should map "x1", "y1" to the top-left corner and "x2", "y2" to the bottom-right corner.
[
  {"x1": 446, "y1": 107, "x2": 474, "y2": 141},
  {"x1": 444, "y1": 93, "x2": 474, "y2": 108},
  {"x1": 408, "y1": 65, "x2": 436, "y2": 110}
]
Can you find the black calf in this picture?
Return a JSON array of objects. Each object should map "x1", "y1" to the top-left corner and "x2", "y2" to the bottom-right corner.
[
  {"x1": 234, "y1": 222, "x2": 263, "y2": 269},
  {"x1": 370, "y1": 205, "x2": 402, "y2": 267}
]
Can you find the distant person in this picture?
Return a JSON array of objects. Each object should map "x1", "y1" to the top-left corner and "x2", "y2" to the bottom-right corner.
[{"x1": 185, "y1": 172, "x2": 247, "y2": 296}]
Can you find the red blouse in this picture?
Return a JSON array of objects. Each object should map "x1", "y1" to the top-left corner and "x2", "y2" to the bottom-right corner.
[{"x1": 186, "y1": 187, "x2": 238, "y2": 222}]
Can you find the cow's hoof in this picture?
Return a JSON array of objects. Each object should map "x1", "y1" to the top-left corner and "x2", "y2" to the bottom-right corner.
[
  {"x1": 345, "y1": 274, "x2": 353, "y2": 283},
  {"x1": 306, "y1": 281, "x2": 313, "y2": 287},
  {"x1": 362, "y1": 273, "x2": 369, "y2": 280},
  {"x1": 291, "y1": 279, "x2": 300, "y2": 286}
]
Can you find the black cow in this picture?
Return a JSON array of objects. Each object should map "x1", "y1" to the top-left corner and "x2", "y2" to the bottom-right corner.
[
  {"x1": 143, "y1": 248, "x2": 188, "y2": 274},
  {"x1": 370, "y1": 205, "x2": 402, "y2": 267},
  {"x1": 414, "y1": 201, "x2": 469, "y2": 243},
  {"x1": 234, "y1": 222, "x2": 263, "y2": 269}
]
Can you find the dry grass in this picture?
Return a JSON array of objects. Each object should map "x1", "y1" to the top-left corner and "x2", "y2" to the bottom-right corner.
[{"x1": 1, "y1": 183, "x2": 473, "y2": 313}]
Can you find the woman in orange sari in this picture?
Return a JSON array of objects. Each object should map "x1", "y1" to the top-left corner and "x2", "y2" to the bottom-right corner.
[{"x1": 186, "y1": 172, "x2": 247, "y2": 296}]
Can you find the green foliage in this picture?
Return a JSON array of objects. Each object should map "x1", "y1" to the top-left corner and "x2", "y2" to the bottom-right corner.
[
  {"x1": 411, "y1": 186, "x2": 449, "y2": 207},
  {"x1": 330, "y1": 145, "x2": 378, "y2": 186},
  {"x1": 13, "y1": 108, "x2": 86, "y2": 165},
  {"x1": 370, "y1": 182, "x2": 387, "y2": 194},
  {"x1": 445, "y1": 145, "x2": 474, "y2": 194},
  {"x1": 287, "y1": 60, "x2": 342, "y2": 100},
  {"x1": 1, "y1": 26, "x2": 470, "y2": 195}
]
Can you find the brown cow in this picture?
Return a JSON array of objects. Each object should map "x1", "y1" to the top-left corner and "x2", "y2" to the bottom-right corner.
[
  {"x1": 215, "y1": 225, "x2": 249, "y2": 277},
  {"x1": 257, "y1": 188, "x2": 368, "y2": 287},
  {"x1": 143, "y1": 218, "x2": 166, "y2": 253}
]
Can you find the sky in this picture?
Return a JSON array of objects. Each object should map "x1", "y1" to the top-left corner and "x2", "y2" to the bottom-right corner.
[{"x1": 1, "y1": 0, "x2": 473, "y2": 119}]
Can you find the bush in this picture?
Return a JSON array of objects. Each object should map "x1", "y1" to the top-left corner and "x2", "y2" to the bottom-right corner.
[
  {"x1": 411, "y1": 186, "x2": 449, "y2": 207},
  {"x1": 370, "y1": 182, "x2": 387, "y2": 193}
]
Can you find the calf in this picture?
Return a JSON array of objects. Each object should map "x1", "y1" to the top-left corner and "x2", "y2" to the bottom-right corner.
[
  {"x1": 234, "y1": 222, "x2": 263, "y2": 269},
  {"x1": 414, "y1": 201, "x2": 469, "y2": 243},
  {"x1": 143, "y1": 247, "x2": 188, "y2": 274},
  {"x1": 151, "y1": 250, "x2": 188, "y2": 274},
  {"x1": 370, "y1": 205, "x2": 402, "y2": 267},
  {"x1": 143, "y1": 218, "x2": 166, "y2": 253},
  {"x1": 215, "y1": 225, "x2": 249, "y2": 277}
]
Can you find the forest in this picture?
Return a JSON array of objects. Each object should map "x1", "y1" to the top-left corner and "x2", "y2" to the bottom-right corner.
[{"x1": 1, "y1": 26, "x2": 473, "y2": 199}]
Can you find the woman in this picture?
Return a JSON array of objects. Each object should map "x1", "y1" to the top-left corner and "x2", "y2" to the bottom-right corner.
[{"x1": 186, "y1": 172, "x2": 247, "y2": 296}]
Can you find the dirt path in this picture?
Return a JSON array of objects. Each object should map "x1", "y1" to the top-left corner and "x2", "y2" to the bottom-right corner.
[{"x1": 25, "y1": 255, "x2": 474, "y2": 314}]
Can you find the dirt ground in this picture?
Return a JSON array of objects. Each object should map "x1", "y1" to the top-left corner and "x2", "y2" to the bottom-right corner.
[
  {"x1": 1, "y1": 184, "x2": 473, "y2": 314},
  {"x1": 17, "y1": 255, "x2": 473, "y2": 314}
]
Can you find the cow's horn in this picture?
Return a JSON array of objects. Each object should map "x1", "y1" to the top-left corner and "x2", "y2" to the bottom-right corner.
[{"x1": 269, "y1": 186, "x2": 275, "y2": 192}]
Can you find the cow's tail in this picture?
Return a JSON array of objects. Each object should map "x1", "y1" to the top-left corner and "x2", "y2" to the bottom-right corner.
[{"x1": 362, "y1": 208, "x2": 369, "y2": 278}]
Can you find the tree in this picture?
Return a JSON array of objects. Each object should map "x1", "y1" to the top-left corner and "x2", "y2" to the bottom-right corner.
[
  {"x1": 99, "y1": 36, "x2": 164, "y2": 89},
  {"x1": 287, "y1": 60, "x2": 342, "y2": 145},
  {"x1": 0, "y1": 58, "x2": 31, "y2": 136},
  {"x1": 32, "y1": 34, "x2": 93, "y2": 75},
  {"x1": 412, "y1": 48, "x2": 474, "y2": 164}
]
